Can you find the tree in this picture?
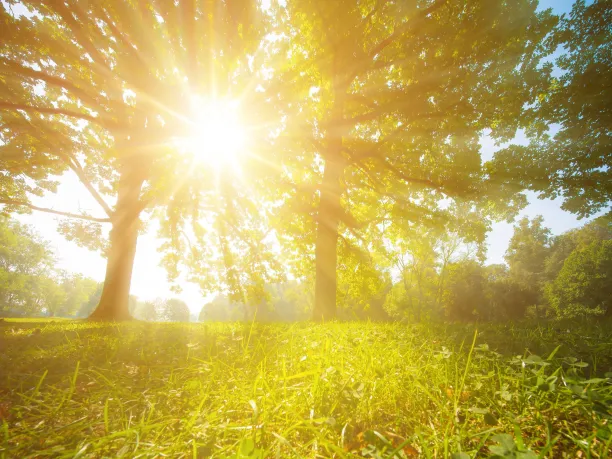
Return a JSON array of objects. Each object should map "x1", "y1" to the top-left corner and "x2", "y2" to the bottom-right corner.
[
  {"x1": 336, "y1": 240, "x2": 391, "y2": 320},
  {"x1": 267, "y1": 281, "x2": 312, "y2": 321},
  {"x1": 199, "y1": 296, "x2": 245, "y2": 322},
  {"x1": 0, "y1": 216, "x2": 55, "y2": 315},
  {"x1": 443, "y1": 260, "x2": 488, "y2": 321},
  {"x1": 545, "y1": 214, "x2": 612, "y2": 280},
  {"x1": 0, "y1": 0, "x2": 273, "y2": 320},
  {"x1": 128, "y1": 295, "x2": 139, "y2": 316},
  {"x1": 32, "y1": 276, "x2": 67, "y2": 317},
  {"x1": 269, "y1": 0, "x2": 557, "y2": 319},
  {"x1": 160, "y1": 298, "x2": 190, "y2": 322},
  {"x1": 56, "y1": 273, "x2": 99, "y2": 317},
  {"x1": 546, "y1": 240, "x2": 612, "y2": 318},
  {"x1": 135, "y1": 301, "x2": 158, "y2": 322},
  {"x1": 77, "y1": 282, "x2": 104, "y2": 318},
  {"x1": 387, "y1": 229, "x2": 438, "y2": 321},
  {"x1": 505, "y1": 216, "x2": 551, "y2": 283},
  {"x1": 490, "y1": 0, "x2": 612, "y2": 218},
  {"x1": 484, "y1": 265, "x2": 535, "y2": 320},
  {"x1": 505, "y1": 216, "x2": 551, "y2": 315}
]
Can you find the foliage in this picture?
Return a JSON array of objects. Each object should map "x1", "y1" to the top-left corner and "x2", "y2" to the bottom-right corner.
[
  {"x1": 199, "y1": 282, "x2": 313, "y2": 322},
  {"x1": 443, "y1": 260, "x2": 488, "y2": 321},
  {"x1": 505, "y1": 216, "x2": 551, "y2": 288},
  {"x1": 546, "y1": 240, "x2": 612, "y2": 318},
  {"x1": 1, "y1": 0, "x2": 608, "y2": 321},
  {"x1": 200, "y1": 296, "x2": 245, "y2": 322},
  {"x1": 159, "y1": 298, "x2": 190, "y2": 322},
  {"x1": 439, "y1": 217, "x2": 612, "y2": 322},
  {"x1": 0, "y1": 0, "x2": 279, "y2": 318},
  {"x1": 1, "y1": 320, "x2": 610, "y2": 457},
  {"x1": 485, "y1": 274, "x2": 537, "y2": 321},
  {"x1": 55, "y1": 273, "x2": 99, "y2": 317},
  {"x1": 135, "y1": 301, "x2": 159, "y2": 322},
  {"x1": 490, "y1": 0, "x2": 612, "y2": 218},
  {"x1": 0, "y1": 216, "x2": 53, "y2": 314},
  {"x1": 76, "y1": 282, "x2": 104, "y2": 318},
  {"x1": 441, "y1": 261, "x2": 538, "y2": 322},
  {"x1": 545, "y1": 214, "x2": 612, "y2": 280},
  {"x1": 264, "y1": 0, "x2": 559, "y2": 318},
  {"x1": 0, "y1": 217, "x2": 102, "y2": 317}
]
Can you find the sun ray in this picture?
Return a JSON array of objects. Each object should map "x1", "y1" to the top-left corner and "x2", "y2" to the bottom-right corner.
[{"x1": 174, "y1": 96, "x2": 247, "y2": 176}]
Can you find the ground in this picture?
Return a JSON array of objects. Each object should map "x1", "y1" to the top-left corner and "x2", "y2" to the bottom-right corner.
[{"x1": 0, "y1": 319, "x2": 610, "y2": 458}]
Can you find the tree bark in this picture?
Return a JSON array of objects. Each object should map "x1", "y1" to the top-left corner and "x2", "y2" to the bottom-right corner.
[
  {"x1": 313, "y1": 153, "x2": 343, "y2": 321},
  {"x1": 312, "y1": 71, "x2": 348, "y2": 321},
  {"x1": 89, "y1": 165, "x2": 145, "y2": 321}
]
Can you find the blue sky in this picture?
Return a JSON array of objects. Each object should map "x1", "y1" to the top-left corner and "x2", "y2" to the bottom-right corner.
[
  {"x1": 538, "y1": 0, "x2": 575, "y2": 14},
  {"x1": 15, "y1": 0, "x2": 607, "y2": 311}
]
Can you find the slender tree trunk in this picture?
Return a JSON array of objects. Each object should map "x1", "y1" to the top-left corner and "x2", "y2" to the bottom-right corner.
[
  {"x1": 436, "y1": 260, "x2": 447, "y2": 311},
  {"x1": 89, "y1": 165, "x2": 145, "y2": 321},
  {"x1": 313, "y1": 155, "x2": 343, "y2": 321}
]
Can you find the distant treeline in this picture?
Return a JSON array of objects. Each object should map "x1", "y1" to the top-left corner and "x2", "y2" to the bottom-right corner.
[
  {"x1": 2, "y1": 214, "x2": 610, "y2": 322},
  {"x1": 199, "y1": 214, "x2": 611, "y2": 322},
  {"x1": 0, "y1": 216, "x2": 191, "y2": 321},
  {"x1": 436, "y1": 215, "x2": 611, "y2": 321},
  {"x1": 0, "y1": 216, "x2": 101, "y2": 317}
]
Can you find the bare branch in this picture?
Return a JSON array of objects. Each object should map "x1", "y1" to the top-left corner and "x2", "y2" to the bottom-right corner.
[{"x1": 0, "y1": 199, "x2": 111, "y2": 222}]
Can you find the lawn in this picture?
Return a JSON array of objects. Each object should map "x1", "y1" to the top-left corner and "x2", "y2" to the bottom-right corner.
[{"x1": 0, "y1": 320, "x2": 611, "y2": 458}]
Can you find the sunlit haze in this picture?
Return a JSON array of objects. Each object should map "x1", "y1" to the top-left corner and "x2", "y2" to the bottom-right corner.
[
  {"x1": 2, "y1": 0, "x2": 610, "y2": 454},
  {"x1": 176, "y1": 97, "x2": 247, "y2": 171}
]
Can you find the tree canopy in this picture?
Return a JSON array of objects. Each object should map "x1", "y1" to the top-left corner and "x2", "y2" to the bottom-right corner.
[
  {"x1": 1, "y1": 0, "x2": 610, "y2": 321},
  {"x1": 490, "y1": 0, "x2": 612, "y2": 218},
  {"x1": 0, "y1": 0, "x2": 279, "y2": 319}
]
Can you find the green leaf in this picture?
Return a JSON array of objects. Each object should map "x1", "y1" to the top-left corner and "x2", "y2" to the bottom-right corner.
[
  {"x1": 484, "y1": 413, "x2": 498, "y2": 426},
  {"x1": 489, "y1": 445, "x2": 510, "y2": 456},
  {"x1": 239, "y1": 438, "x2": 255, "y2": 456},
  {"x1": 491, "y1": 434, "x2": 516, "y2": 452}
]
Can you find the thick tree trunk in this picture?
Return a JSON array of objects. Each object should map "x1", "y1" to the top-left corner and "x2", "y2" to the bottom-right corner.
[
  {"x1": 89, "y1": 166, "x2": 144, "y2": 321},
  {"x1": 313, "y1": 155, "x2": 343, "y2": 321}
]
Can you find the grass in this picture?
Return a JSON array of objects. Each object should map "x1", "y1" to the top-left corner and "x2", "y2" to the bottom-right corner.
[{"x1": 0, "y1": 319, "x2": 611, "y2": 458}]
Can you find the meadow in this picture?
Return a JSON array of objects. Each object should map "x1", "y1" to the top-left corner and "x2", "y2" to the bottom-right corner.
[{"x1": 0, "y1": 319, "x2": 610, "y2": 458}]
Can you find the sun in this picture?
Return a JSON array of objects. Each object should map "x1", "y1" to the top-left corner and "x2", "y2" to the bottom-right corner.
[{"x1": 177, "y1": 97, "x2": 247, "y2": 170}]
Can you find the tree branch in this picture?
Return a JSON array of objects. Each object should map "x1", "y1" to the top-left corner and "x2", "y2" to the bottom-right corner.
[
  {"x1": 360, "y1": 0, "x2": 387, "y2": 32},
  {"x1": 97, "y1": 7, "x2": 143, "y2": 63},
  {"x1": 0, "y1": 102, "x2": 117, "y2": 130},
  {"x1": 50, "y1": 152, "x2": 114, "y2": 217},
  {"x1": 368, "y1": 0, "x2": 447, "y2": 59},
  {"x1": 381, "y1": 158, "x2": 442, "y2": 190},
  {"x1": 0, "y1": 61, "x2": 104, "y2": 110},
  {"x1": 49, "y1": 0, "x2": 112, "y2": 72},
  {"x1": 0, "y1": 199, "x2": 111, "y2": 222},
  {"x1": 348, "y1": 124, "x2": 409, "y2": 161},
  {"x1": 342, "y1": 0, "x2": 447, "y2": 86}
]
